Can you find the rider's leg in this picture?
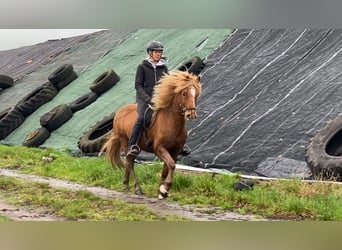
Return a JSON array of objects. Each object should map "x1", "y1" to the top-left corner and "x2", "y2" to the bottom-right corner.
[{"x1": 127, "y1": 100, "x2": 147, "y2": 157}]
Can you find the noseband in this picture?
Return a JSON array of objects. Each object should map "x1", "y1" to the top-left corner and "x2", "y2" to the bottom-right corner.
[
  {"x1": 178, "y1": 89, "x2": 196, "y2": 115},
  {"x1": 179, "y1": 104, "x2": 196, "y2": 115},
  {"x1": 161, "y1": 88, "x2": 197, "y2": 115}
]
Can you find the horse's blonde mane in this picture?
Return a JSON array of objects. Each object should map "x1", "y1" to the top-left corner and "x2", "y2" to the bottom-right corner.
[{"x1": 151, "y1": 70, "x2": 201, "y2": 111}]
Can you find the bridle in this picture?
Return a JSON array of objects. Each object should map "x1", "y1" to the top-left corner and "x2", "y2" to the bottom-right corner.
[
  {"x1": 149, "y1": 86, "x2": 198, "y2": 116},
  {"x1": 179, "y1": 104, "x2": 196, "y2": 116},
  {"x1": 171, "y1": 88, "x2": 197, "y2": 115}
]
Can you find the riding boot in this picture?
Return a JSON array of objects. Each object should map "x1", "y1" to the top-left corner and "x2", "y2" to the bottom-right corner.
[
  {"x1": 179, "y1": 144, "x2": 191, "y2": 156},
  {"x1": 127, "y1": 122, "x2": 143, "y2": 156}
]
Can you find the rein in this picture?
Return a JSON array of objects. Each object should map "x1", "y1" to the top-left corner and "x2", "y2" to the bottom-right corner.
[{"x1": 165, "y1": 106, "x2": 196, "y2": 115}]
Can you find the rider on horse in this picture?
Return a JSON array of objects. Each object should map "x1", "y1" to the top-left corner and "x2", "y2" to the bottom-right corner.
[{"x1": 127, "y1": 40, "x2": 191, "y2": 157}]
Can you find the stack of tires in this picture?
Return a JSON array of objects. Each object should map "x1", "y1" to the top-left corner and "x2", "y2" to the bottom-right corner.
[
  {"x1": 16, "y1": 82, "x2": 59, "y2": 117},
  {"x1": 1, "y1": 78, "x2": 61, "y2": 141},
  {"x1": 68, "y1": 69, "x2": 119, "y2": 113},
  {"x1": 23, "y1": 104, "x2": 74, "y2": 147},
  {"x1": 77, "y1": 69, "x2": 120, "y2": 155},
  {"x1": 22, "y1": 64, "x2": 78, "y2": 147},
  {"x1": 16, "y1": 63, "x2": 78, "y2": 120},
  {"x1": 48, "y1": 64, "x2": 78, "y2": 91},
  {"x1": 23, "y1": 69, "x2": 120, "y2": 149}
]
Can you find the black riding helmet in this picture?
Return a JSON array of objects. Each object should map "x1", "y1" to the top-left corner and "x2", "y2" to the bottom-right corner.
[{"x1": 146, "y1": 40, "x2": 164, "y2": 54}]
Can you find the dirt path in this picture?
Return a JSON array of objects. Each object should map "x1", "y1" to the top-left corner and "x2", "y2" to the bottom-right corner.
[
  {"x1": 0, "y1": 169, "x2": 271, "y2": 221},
  {"x1": 0, "y1": 199, "x2": 65, "y2": 221}
]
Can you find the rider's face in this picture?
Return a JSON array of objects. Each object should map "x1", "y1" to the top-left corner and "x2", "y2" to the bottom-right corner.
[{"x1": 150, "y1": 50, "x2": 163, "y2": 62}]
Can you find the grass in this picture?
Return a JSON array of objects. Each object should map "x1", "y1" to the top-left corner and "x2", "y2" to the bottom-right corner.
[
  {"x1": 0, "y1": 175, "x2": 185, "y2": 221},
  {"x1": 0, "y1": 215, "x2": 11, "y2": 222},
  {"x1": 1, "y1": 144, "x2": 342, "y2": 220}
]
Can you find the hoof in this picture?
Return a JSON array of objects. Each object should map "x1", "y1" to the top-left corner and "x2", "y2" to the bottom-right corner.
[
  {"x1": 158, "y1": 192, "x2": 169, "y2": 199},
  {"x1": 158, "y1": 184, "x2": 169, "y2": 199},
  {"x1": 135, "y1": 189, "x2": 144, "y2": 196},
  {"x1": 159, "y1": 184, "x2": 168, "y2": 194}
]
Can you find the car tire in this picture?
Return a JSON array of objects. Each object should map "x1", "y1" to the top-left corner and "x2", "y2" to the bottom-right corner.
[
  {"x1": 305, "y1": 114, "x2": 342, "y2": 181},
  {"x1": 23, "y1": 127, "x2": 50, "y2": 147},
  {"x1": 78, "y1": 112, "x2": 115, "y2": 154},
  {"x1": 17, "y1": 82, "x2": 58, "y2": 117},
  {"x1": 69, "y1": 92, "x2": 98, "y2": 113},
  {"x1": 176, "y1": 56, "x2": 205, "y2": 76},
  {"x1": 0, "y1": 106, "x2": 25, "y2": 140},
  {"x1": 48, "y1": 64, "x2": 74, "y2": 85},
  {"x1": 89, "y1": 70, "x2": 119, "y2": 95},
  {"x1": 0, "y1": 74, "x2": 14, "y2": 89},
  {"x1": 40, "y1": 104, "x2": 73, "y2": 132},
  {"x1": 54, "y1": 71, "x2": 78, "y2": 90}
]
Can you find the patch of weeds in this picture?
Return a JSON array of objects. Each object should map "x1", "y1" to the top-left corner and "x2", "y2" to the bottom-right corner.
[
  {"x1": 283, "y1": 197, "x2": 309, "y2": 217},
  {"x1": 172, "y1": 173, "x2": 193, "y2": 191},
  {"x1": 0, "y1": 215, "x2": 12, "y2": 221},
  {"x1": 135, "y1": 164, "x2": 161, "y2": 186},
  {"x1": 192, "y1": 174, "x2": 219, "y2": 196}
]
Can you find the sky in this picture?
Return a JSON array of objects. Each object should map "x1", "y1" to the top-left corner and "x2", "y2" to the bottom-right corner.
[{"x1": 0, "y1": 29, "x2": 105, "y2": 50}]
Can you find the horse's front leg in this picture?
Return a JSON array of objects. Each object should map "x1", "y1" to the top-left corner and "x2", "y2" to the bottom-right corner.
[
  {"x1": 158, "y1": 162, "x2": 169, "y2": 197},
  {"x1": 160, "y1": 162, "x2": 169, "y2": 185},
  {"x1": 155, "y1": 147, "x2": 177, "y2": 199}
]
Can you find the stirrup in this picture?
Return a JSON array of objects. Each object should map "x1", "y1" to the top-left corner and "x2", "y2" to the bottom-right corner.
[{"x1": 127, "y1": 145, "x2": 141, "y2": 157}]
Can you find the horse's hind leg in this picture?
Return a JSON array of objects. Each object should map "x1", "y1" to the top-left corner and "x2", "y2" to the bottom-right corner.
[
  {"x1": 125, "y1": 155, "x2": 144, "y2": 195},
  {"x1": 121, "y1": 138, "x2": 131, "y2": 192},
  {"x1": 132, "y1": 166, "x2": 144, "y2": 196},
  {"x1": 123, "y1": 163, "x2": 130, "y2": 193}
]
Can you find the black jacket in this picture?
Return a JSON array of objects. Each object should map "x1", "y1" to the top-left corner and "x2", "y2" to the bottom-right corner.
[{"x1": 135, "y1": 58, "x2": 168, "y2": 103}]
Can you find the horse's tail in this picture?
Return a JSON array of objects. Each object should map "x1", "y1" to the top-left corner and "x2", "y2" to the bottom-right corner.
[{"x1": 100, "y1": 131, "x2": 125, "y2": 169}]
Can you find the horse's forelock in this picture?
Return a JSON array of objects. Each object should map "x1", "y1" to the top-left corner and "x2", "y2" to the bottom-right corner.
[{"x1": 152, "y1": 71, "x2": 201, "y2": 110}]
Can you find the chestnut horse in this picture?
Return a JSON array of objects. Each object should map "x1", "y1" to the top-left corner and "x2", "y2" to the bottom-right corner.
[{"x1": 100, "y1": 70, "x2": 201, "y2": 199}]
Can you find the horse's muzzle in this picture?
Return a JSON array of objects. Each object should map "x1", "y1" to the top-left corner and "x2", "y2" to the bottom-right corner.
[{"x1": 185, "y1": 109, "x2": 197, "y2": 121}]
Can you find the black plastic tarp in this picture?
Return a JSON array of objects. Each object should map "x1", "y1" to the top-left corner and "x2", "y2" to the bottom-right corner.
[{"x1": 184, "y1": 29, "x2": 342, "y2": 178}]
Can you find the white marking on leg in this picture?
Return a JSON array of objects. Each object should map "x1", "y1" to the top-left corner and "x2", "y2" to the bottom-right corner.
[{"x1": 159, "y1": 184, "x2": 168, "y2": 194}]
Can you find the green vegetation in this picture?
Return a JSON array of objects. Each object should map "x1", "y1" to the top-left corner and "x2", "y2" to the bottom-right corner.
[
  {"x1": 0, "y1": 176, "x2": 185, "y2": 221},
  {"x1": 0, "y1": 215, "x2": 11, "y2": 221},
  {"x1": 1, "y1": 144, "x2": 342, "y2": 220}
]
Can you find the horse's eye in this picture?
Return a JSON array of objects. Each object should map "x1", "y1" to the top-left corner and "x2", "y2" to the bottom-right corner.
[{"x1": 182, "y1": 91, "x2": 186, "y2": 97}]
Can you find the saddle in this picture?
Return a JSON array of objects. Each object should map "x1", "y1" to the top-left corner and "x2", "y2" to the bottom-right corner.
[{"x1": 143, "y1": 106, "x2": 153, "y2": 130}]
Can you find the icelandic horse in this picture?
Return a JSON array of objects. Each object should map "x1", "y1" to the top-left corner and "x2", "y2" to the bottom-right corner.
[{"x1": 100, "y1": 70, "x2": 201, "y2": 199}]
